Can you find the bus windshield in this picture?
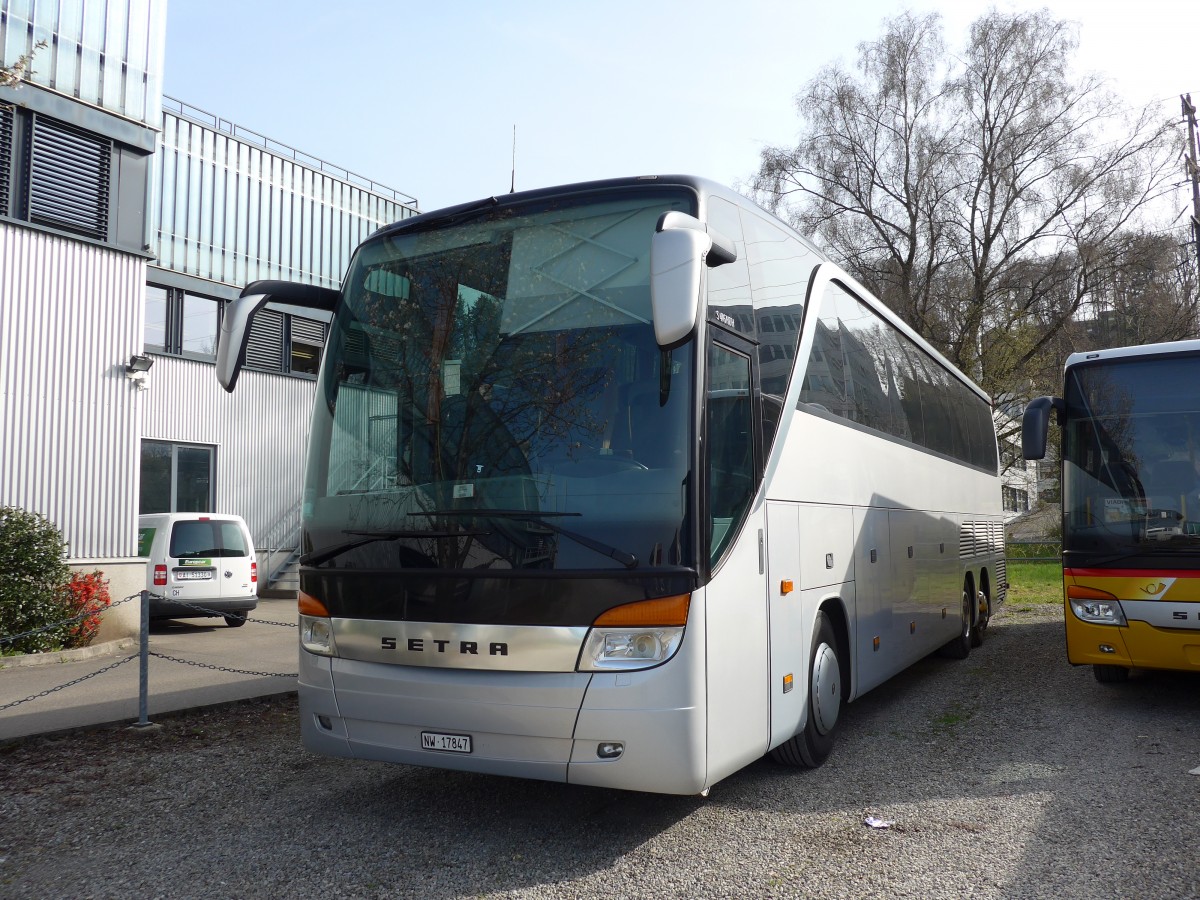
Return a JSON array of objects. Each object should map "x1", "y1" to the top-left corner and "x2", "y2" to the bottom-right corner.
[
  {"x1": 1063, "y1": 352, "x2": 1200, "y2": 562},
  {"x1": 304, "y1": 191, "x2": 696, "y2": 572}
]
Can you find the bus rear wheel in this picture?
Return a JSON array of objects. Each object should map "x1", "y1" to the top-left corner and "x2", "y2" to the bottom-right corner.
[
  {"x1": 939, "y1": 585, "x2": 973, "y2": 660},
  {"x1": 1093, "y1": 664, "x2": 1130, "y2": 683},
  {"x1": 970, "y1": 587, "x2": 989, "y2": 649},
  {"x1": 769, "y1": 611, "x2": 842, "y2": 768}
]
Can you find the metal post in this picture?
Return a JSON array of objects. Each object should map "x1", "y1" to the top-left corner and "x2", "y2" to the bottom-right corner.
[
  {"x1": 1182, "y1": 95, "x2": 1200, "y2": 273},
  {"x1": 134, "y1": 589, "x2": 153, "y2": 728}
]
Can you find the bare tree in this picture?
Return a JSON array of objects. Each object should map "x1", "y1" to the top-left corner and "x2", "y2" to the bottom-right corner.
[{"x1": 754, "y1": 9, "x2": 1182, "y2": 402}]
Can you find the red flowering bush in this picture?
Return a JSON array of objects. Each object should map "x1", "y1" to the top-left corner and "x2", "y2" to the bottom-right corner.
[{"x1": 61, "y1": 570, "x2": 111, "y2": 649}]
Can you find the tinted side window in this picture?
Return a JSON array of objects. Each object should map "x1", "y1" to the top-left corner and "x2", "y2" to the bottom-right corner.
[
  {"x1": 799, "y1": 284, "x2": 895, "y2": 431},
  {"x1": 798, "y1": 282, "x2": 996, "y2": 470},
  {"x1": 742, "y1": 210, "x2": 814, "y2": 392},
  {"x1": 708, "y1": 344, "x2": 755, "y2": 566},
  {"x1": 704, "y1": 197, "x2": 753, "y2": 338},
  {"x1": 742, "y1": 209, "x2": 816, "y2": 446}
]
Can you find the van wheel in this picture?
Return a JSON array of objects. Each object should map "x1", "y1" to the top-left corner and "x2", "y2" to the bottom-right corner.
[
  {"x1": 939, "y1": 586, "x2": 972, "y2": 660},
  {"x1": 223, "y1": 613, "x2": 248, "y2": 627},
  {"x1": 769, "y1": 611, "x2": 842, "y2": 768}
]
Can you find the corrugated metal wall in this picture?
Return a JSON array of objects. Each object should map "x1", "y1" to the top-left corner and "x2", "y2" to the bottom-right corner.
[
  {"x1": 141, "y1": 356, "x2": 316, "y2": 543},
  {"x1": 0, "y1": 221, "x2": 146, "y2": 559}
]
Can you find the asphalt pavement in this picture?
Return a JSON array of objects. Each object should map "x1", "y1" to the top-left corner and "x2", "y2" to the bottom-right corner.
[{"x1": 0, "y1": 597, "x2": 299, "y2": 741}]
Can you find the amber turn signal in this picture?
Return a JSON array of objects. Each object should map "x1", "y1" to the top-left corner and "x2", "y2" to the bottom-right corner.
[
  {"x1": 593, "y1": 594, "x2": 691, "y2": 627},
  {"x1": 298, "y1": 591, "x2": 330, "y2": 617}
]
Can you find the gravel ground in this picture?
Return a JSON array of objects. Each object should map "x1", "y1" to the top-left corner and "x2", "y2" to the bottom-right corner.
[{"x1": 2, "y1": 602, "x2": 1198, "y2": 900}]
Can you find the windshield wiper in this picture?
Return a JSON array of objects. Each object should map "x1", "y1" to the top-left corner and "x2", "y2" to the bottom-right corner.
[
  {"x1": 302, "y1": 527, "x2": 489, "y2": 567},
  {"x1": 412, "y1": 509, "x2": 638, "y2": 569}
]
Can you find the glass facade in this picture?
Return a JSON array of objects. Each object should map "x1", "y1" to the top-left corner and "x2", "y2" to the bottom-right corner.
[
  {"x1": 1, "y1": 0, "x2": 167, "y2": 125},
  {"x1": 154, "y1": 107, "x2": 419, "y2": 290}
]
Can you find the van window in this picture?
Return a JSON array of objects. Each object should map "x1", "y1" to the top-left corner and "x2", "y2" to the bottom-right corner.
[{"x1": 169, "y1": 520, "x2": 249, "y2": 559}]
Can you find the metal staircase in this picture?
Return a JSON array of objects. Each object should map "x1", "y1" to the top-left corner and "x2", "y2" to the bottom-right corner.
[{"x1": 257, "y1": 507, "x2": 302, "y2": 599}]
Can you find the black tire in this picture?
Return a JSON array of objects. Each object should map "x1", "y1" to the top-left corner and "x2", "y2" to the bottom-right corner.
[
  {"x1": 970, "y1": 587, "x2": 989, "y2": 649},
  {"x1": 1093, "y1": 664, "x2": 1130, "y2": 683},
  {"x1": 223, "y1": 612, "x2": 248, "y2": 628},
  {"x1": 939, "y1": 586, "x2": 972, "y2": 660},
  {"x1": 770, "y1": 610, "x2": 843, "y2": 768}
]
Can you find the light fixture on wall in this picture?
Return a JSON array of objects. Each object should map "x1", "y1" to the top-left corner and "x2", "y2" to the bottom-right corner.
[
  {"x1": 126, "y1": 354, "x2": 155, "y2": 374},
  {"x1": 125, "y1": 354, "x2": 154, "y2": 390}
]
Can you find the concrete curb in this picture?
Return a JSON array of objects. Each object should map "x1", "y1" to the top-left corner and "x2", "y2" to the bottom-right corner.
[{"x1": 0, "y1": 638, "x2": 136, "y2": 669}]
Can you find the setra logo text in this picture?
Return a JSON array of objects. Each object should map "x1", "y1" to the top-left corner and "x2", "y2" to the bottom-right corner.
[{"x1": 381, "y1": 637, "x2": 509, "y2": 655}]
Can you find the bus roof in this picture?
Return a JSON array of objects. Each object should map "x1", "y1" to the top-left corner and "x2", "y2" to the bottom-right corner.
[
  {"x1": 366, "y1": 174, "x2": 825, "y2": 257},
  {"x1": 1065, "y1": 339, "x2": 1200, "y2": 370}
]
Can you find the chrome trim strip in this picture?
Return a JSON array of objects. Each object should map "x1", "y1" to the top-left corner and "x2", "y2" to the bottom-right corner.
[
  {"x1": 332, "y1": 619, "x2": 590, "y2": 671},
  {"x1": 1121, "y1": 600, "x2": 1200, "y2": 631}
]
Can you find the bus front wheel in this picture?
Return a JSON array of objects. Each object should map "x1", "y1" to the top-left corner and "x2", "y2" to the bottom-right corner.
[
  {"x1": 1093, "y1": 664, "x2": 1130, "y2": 683},
  {"x1": 769, "y1": 611, "x2": 842, "y2": 769}
]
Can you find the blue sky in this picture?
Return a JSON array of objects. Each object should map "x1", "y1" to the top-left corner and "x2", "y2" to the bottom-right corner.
[{"x1": 163, "y1": 0, "x2": 1198, "y2": 214}]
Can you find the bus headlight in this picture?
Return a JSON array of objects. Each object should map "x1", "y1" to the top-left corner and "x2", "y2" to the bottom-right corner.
[
  {"x1": 1069, "y1": 598, "x2": 1126, "y2": 626},
  {"x1": 579, "y1": 627, "x2": 684, "y2": 671},
  {"x1": 300, "y1": 614, "x2": 337, "y2": 656}
]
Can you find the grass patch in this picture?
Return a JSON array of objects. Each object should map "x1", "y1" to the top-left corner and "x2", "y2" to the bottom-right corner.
[{"x1": 1006, "y1": 560, "x2": 1063, "y2": 606}]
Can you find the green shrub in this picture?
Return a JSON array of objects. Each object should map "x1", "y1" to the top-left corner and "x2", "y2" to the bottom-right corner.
[{"x1": 0, "y1": 506, "x2": 73, "y2": 654}]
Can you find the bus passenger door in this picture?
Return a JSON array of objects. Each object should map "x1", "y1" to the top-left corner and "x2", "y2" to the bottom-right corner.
[{"x1": 703, "y1": 337, "x2": 771, "y2": 781}]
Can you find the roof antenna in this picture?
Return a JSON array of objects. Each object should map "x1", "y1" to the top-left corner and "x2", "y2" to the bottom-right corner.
[{"x1": 510, "y1": 125, "x2": 517, "y2": 193}]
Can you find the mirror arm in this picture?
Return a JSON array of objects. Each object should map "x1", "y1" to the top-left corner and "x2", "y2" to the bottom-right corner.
[
  {"x1": 217, "y1": 282, "x2": 340, "y2": 393},
  {"x1": 1022, "y1": 396, "x2": 1064, "y2": 461},
  {"x1": 655, "y1": 211, "x2": 737, "y2": 267},
  {"x1": 242, "y1": 280, "x2": 339, "y2": 310}
]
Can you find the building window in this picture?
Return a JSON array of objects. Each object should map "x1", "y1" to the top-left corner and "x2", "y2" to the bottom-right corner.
[
  {"x1": 1002, "y1": 486, "x2": 1030, "y2": 513},
  {"x1": 140, "y1": 441, "x2": 214, "y2": 514},
  {"x1": 245, "y1": 311, "x2": 327, "y2": 377},
  {"x1": 0, "y1": 105, "x2": 149, "y2": 252},
  {"x1": 289, "y1": 317, "x2": 325, "y2": 375},
  {"x1": 145, "y1": 284, "x2": 221, "y2": 360}
]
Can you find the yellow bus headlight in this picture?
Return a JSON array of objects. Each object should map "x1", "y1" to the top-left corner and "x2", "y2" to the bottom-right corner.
[{"x1": 1067, "y1": 586, "x2": 1126, "y2": 626}]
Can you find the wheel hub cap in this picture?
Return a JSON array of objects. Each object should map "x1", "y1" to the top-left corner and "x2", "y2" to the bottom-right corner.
[{"x1": 811, "y1": 643, "x2": 841, "y2": 735}]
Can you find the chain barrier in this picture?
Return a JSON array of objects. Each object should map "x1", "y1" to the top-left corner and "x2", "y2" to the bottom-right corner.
[
  {"x1": 0, "y1": 592, "x2": 141, "y2": 647},
  {"x1": 1, "y1": 592, "x2": 298, "y2": 725},
  {"x1": 157, "y1": 598, "x2": 298, "y2": 628},
  {"x1": 0, "y1": 654, "x2": 138, "y2": 712},
  {"x1": 148, "y1": 651, "x2": 297, "y2": 679}
]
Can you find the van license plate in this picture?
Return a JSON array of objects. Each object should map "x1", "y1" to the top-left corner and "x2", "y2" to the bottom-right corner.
[
  {"x1": 421, "y1": 731, "x2": 472, "y2": 753},
  {"x1": 174, "y1": 569, "x2": 213, "y2": 581}
]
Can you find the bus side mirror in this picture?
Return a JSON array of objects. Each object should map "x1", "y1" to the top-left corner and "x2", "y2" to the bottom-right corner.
[
  {"x1": 650, "y1": 212, "x2": 737, "y2": 348},
  {"x1": 1022, "y1": 396, "x2": 1064, "y2": 460},
  {"x1": 216, "y1": 280, "x2": 339, "y2": 392}
]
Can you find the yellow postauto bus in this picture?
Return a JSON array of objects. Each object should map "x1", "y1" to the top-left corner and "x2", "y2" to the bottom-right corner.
[{"x1": 1024, "y1": 340, "x2": 1200, "y2": 682}]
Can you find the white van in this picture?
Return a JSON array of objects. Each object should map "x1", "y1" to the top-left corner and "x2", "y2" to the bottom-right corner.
[{"x1": 137, "y1": 513, "x2": 258, "y2": 627}]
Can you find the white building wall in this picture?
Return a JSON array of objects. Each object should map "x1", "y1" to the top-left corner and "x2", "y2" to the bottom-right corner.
[
  {"x1": 0, "y1": 220, "x2": 146, "y2": 559},
  {"x1": 140, "y1": 356, "x2": 316, "y2": 544}
]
